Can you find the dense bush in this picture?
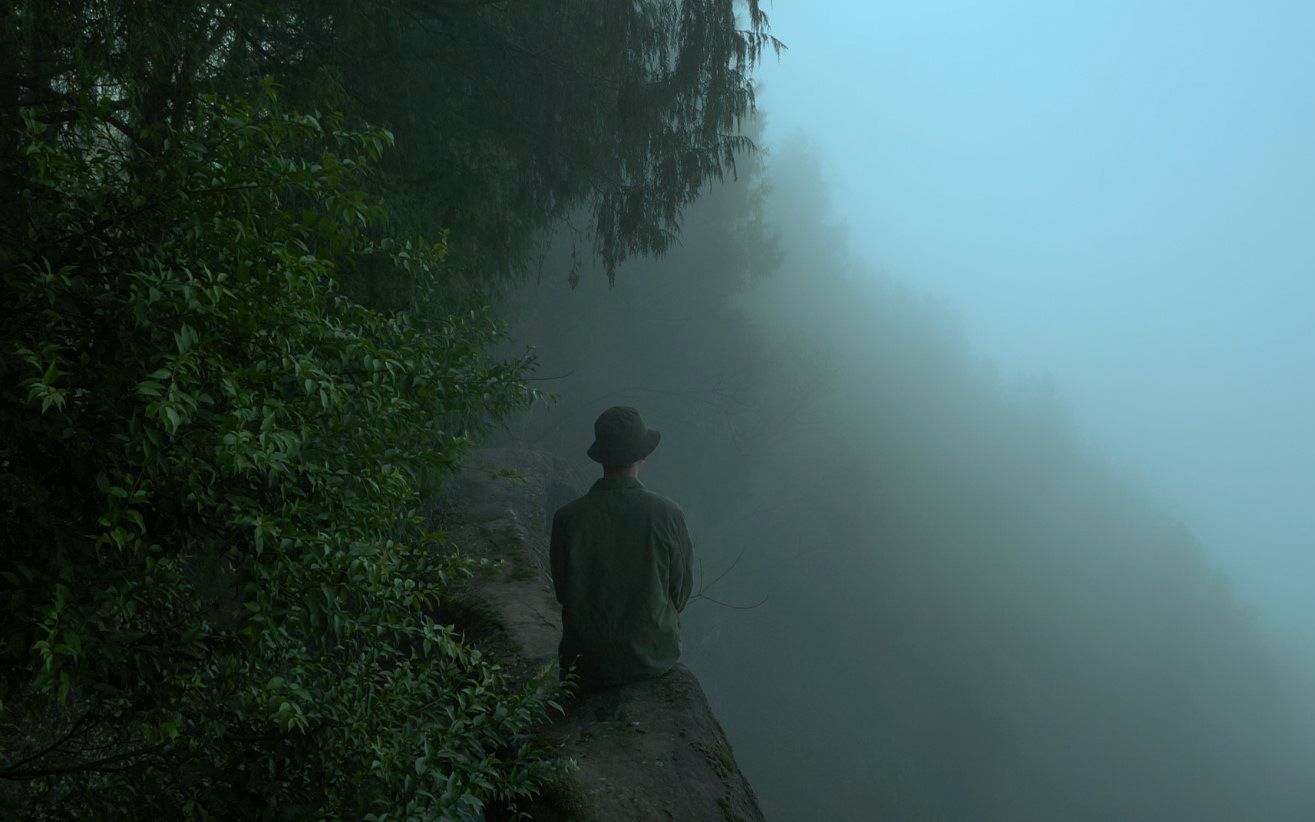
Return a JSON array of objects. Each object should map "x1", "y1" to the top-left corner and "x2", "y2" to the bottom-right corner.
[{"x1": 0, "y1": 85, "x2": 563, "y2": 818}]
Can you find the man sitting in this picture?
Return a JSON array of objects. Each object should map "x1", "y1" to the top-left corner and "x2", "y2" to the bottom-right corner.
[{"x1": 550, "y1": 406, "x2": 695, "y2": 689}]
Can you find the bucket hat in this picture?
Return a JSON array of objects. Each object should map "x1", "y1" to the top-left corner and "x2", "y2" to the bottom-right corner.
[{"x1": 587, "y1": 406, "x2": 661, "y2": 465}]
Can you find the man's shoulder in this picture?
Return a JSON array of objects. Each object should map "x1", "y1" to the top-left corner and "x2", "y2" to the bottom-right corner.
[
  {"x1": 638, "y1": 488, "x2": 687, "y2": 522},
  {"x1": 554, "y1": 487, "x2": 685, "y2": 520},
  {"x1": 553, "y1": 494, "x2": 590, "y2": 523}
]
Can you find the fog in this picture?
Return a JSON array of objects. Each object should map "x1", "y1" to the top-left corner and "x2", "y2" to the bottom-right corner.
[
  {"x1": 496, "y1": 4, "x2": 1315, "y2": 818},
  {"x1": 18, "y1": 2, "x2": 1315, "y2": 817},
  {"x1": 754, "y1": 0, "x2": 1315, "y2": 649}
]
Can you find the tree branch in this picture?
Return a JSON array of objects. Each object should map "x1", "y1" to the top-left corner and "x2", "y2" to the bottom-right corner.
[{"x1": 0, "y1": 710, "x2": 99, "y2": 776}]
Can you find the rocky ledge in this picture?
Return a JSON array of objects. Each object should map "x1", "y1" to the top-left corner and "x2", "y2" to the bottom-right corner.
[{"x1": 436, "y1": 448, "x2": 763, "y2": 822}]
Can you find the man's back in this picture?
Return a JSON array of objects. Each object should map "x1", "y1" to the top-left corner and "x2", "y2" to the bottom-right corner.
[{"x1": 550, "y1": 476, "x2": 694, "y2": 688}]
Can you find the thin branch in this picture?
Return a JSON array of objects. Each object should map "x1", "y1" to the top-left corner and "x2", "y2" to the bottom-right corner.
[
  {"x1": 689, "y1": 592, "x2": 768, "y2": 611},
  {"x1": 697, "y1": 541, "x2": 750, "y2": 597},
  {"x1": 0, "y1": 711, "x2": 99, "y2": 776},
  {"x1": 2, "y1": 738, "x2": 165, "y2": 782},
  {"x1": 688, "y1": 542, "x2": 766, "y2": 610}
]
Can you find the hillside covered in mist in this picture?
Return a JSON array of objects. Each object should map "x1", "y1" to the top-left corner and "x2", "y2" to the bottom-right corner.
[
  {"x1": 6, "y1": 2, "x2": 1313, "y2": 818},
  {"x1": 500, "y1": 133, "x2": 1315, "y2": 821}
]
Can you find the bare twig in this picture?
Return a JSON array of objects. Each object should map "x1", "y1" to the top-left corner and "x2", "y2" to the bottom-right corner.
[{"x1": 689, "y1": 541, "x2": 766, "y2": 610}]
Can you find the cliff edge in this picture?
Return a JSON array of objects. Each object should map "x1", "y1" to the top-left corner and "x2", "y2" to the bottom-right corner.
[{"x1": 435, "y1": 448, "x2": 763, "y2": 822}]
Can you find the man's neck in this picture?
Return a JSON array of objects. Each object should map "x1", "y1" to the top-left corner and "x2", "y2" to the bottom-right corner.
[{"x1": 603, "y1": 464, "x2": 641, "y2": 479}]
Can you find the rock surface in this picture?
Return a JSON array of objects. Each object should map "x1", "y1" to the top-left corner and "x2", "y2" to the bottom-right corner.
[{"x1": 438, "y1": 449, "x2": 763, "y2": 821}]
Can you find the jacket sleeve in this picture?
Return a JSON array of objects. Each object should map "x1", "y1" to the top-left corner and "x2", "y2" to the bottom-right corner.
[
  {"x1": 670, "y1": 508, "x2": 695, "y2": 613},
  {"x1": 550, "y1": 509, "x2": 568, "y2": 606}
]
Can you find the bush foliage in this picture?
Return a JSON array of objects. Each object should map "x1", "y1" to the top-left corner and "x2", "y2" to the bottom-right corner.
[{"x1": 0, "y1": 85, "x2": 563, "y2": 818}]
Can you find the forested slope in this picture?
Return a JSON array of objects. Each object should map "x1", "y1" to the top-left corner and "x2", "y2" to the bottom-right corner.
[
  {"x1": 502, "y1": 136, "x2": 1315, "y2": 821},
  {"x1": 6, "y1": 2, "x2": 1312, "y2": 819},
  {"x1": 0, "y1": 3, "x2": 774, "y2": 817}
]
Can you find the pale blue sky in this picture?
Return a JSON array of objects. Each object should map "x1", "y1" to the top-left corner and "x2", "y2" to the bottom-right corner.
[{"x1": 756, "y1": 1, "x2": 1315, "y2": 645}]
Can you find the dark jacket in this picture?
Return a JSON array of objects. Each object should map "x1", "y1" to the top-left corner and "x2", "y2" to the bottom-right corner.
[{"x1": 550, "y1": 476, "x2": 694, "y2": 687}]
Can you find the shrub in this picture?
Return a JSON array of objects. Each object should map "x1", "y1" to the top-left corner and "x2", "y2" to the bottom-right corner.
[{"x1": 0, "y1": 85, "x2": 563, "y2": 819}]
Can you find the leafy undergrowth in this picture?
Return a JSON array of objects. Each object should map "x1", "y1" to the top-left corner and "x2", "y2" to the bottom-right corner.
[{"x1": 1, "y1": 88, "x2": 568, "y2": 819}]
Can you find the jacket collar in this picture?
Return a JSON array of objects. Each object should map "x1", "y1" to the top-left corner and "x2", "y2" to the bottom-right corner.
[{"x1": 589, "y1": 476, "x2": 646, "y2": 493}]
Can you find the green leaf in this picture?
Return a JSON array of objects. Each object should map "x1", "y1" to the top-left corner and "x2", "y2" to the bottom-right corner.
[
  {"x1": 4, "y1": 87, "x2": 556, "y2": 818},
  {"x1": 125, "y1": 509, "x2": 146, "y2": 533}
]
